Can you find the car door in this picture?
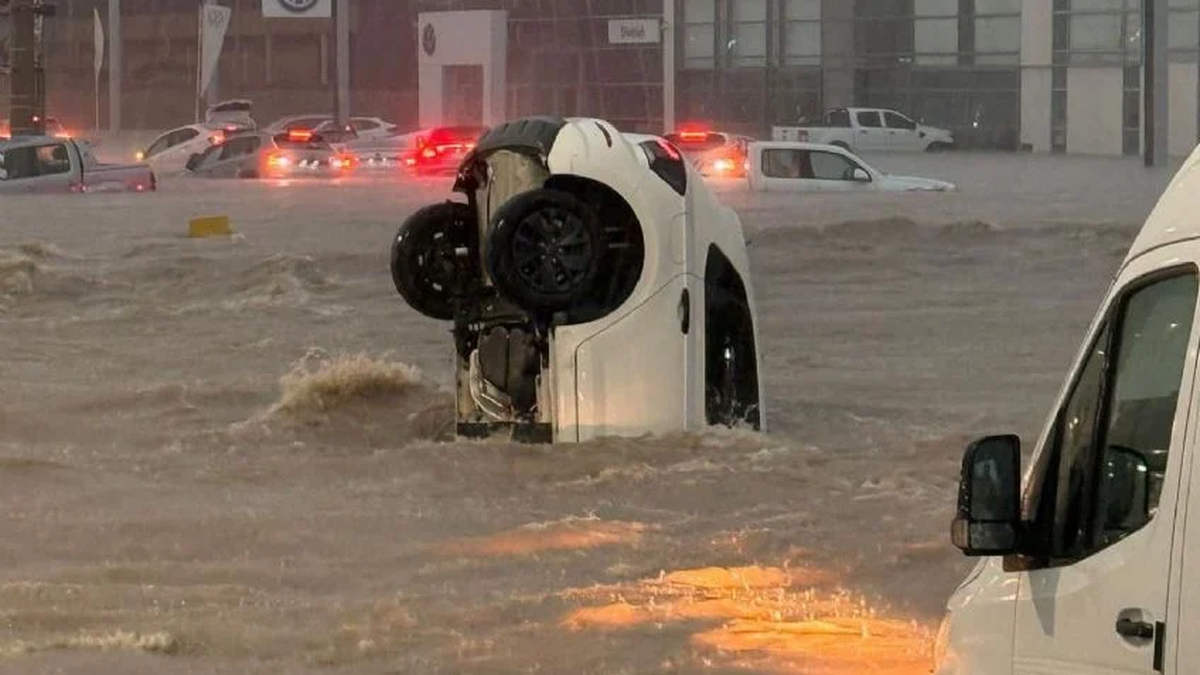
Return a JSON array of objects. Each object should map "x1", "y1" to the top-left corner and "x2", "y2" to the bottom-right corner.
[
  {"x1": 149, "y1": 127, "x2": 202, "y2": 174},
  {"x1": 211, "y1": 135, "x2": 262, "y2": 178},
  {"x1": 883, "y1": 111, "x2": 922, "y2": 151},
  {"x1": 853, "y1": 110, "x2": 887, "y2": 152},
  {"x1": 1011, "y1": 246, "x2": 1200, "y2": 675},
  {"x1": 0, "y1": 142, "x2": 75, "y2": 193}
]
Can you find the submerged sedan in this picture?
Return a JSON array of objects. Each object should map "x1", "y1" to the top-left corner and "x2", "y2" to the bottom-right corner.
[
  {"x1": 185, "y1": 129, "x2": 358, "y2": 179},
  {"x1": 746, "y1": 141, "x2": 957, "y2": 192}
]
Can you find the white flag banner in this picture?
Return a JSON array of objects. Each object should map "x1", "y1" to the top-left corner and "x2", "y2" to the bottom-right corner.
[
  {"x1": 93, "y1": 8, "x2": 105, "y2": 80},
  {"x1": 199, "y1": 4, "x2": 232, "y2": 96},
  {"x1": 262, "y1": 0, "x2": 332, "y2": 18}
]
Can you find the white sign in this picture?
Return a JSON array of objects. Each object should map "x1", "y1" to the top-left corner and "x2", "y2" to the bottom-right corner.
[
  {"x1": 608, "y1": 18, "x2": 661, "y2": 45},
  {"x1": 199, "y1": 4, "x2": 232, "y2": 96},
  {"x1": 262, "y1": 0, "x2": 332, "y2": 18}
]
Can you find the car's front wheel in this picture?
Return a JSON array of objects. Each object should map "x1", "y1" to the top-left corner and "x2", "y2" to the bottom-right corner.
[{"x1": 391, "y1": 201, "x2": 476, "y2": 321}]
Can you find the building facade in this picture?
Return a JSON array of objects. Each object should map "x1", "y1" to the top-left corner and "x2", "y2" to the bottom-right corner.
[{"x1": 3, "y1": 0, "x2": 1199, "y2": 155}]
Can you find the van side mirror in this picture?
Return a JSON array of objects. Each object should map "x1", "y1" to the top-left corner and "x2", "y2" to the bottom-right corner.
[
  {"x1": 951, "y1": 435, "x2": 1022, "y2": 556},
  {"x1": 851, "y1": 168, "x2": 870, "y2": 182}
]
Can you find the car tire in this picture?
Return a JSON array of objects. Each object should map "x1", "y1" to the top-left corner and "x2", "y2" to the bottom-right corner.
[
  {"x1": 926, "y1": 142, "x2": 952, "y2": 152},
  {"x1": 390, "y1": 201, "x2": 477, "y2": 321},
  {"x1": 485, "y1": 188, "x2": 603, "y2": 316}
]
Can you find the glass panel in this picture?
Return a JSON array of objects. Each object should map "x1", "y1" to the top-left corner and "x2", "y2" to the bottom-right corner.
[
  {"x1": 784, "y1": 21, "x2": 822, "y2": 59},
  {"x1": 784, "y1": 0, "x2": 821, "y2": 21},
  {"x1": 916, "y1": 17, "x2": 959, "y2": 54},
  {"x1": 684, "y1": 23, "x2": 715, "y2": 68},
  {"x1": 1071, "y1": 13, "x2": 1124, "y2": 51},
  {"x1": 1095, "y1": 274, "x2": 1198, "y2": 547},
  {"x1": 732, "y1": 0, "x2": 767, "y2": 21},
  {"x1": 915, "y1": 0, "x2": 958, "y2": 16},
  {"x1": 976, "y1": 0, "x2": 1022, "y2": 13},
  {"x1": 732, "y1": 21, "x2": 768, "y2": 67},
  {"x1": 761, "y1": 149, "x2": 804, "y2": 178},
  {"x1": 1073, "y1": 0, "x2": 1125, "y2": 10},
  {"x1": 1169, "y1": 11, "x2": 1200, "y2": 49},
  {"x1": 683, "y1": 0, "x2": 715, "y2": 22},
  {"x1": 976, "y1": 16, "x2": 1022, "y2": 53},
  {"x1": 810, "y1": 151, "x2": 857, "y2": 181}
]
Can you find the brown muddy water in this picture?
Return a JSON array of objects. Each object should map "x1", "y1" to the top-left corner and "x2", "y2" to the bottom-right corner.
[{"x1": 0, "y1": 153, "x2": 1174, "y2": 674}]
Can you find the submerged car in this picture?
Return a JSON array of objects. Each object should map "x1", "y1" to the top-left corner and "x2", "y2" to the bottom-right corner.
[
  {"x1": 185, "y1": 129, "x2": 358, "y2": 179},
  {"x1": 389, "y1": 116, "x2": 765, "y2": 443},
  {"x1": 0, "y1": 136, "x2": 156, "y2": 194},
  {"x1": 664, "y1": 126, "x2": 754, "y2": 178},
  {"x1": 404, "y1": 126, "x2": 488, "y2": 176},
  {"x1": 746, "y1": 140, "x2": 957, "y2": 192}
]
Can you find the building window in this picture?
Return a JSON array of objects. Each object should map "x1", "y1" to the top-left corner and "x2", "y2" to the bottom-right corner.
[
  {"x1": 915, "y1": 0, "x2": 959, "y2": 66},
  {"x1": 1168, "y1": 0, "x2": 1200, "y2": 53},
  {"x1": 683, "y1": 0, "x2": 717, "y2": 70},
  {"x1": 730, "y1": 0, "x2": 768, "y2": 68},
  {"x1": 782, "y1": 0, "x2": 822, "y2": 66}
]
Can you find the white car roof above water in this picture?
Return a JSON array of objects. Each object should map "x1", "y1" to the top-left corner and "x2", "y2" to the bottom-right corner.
[{"x1": 1126, "y1": 147, "x2": 1200, "y2": 264}]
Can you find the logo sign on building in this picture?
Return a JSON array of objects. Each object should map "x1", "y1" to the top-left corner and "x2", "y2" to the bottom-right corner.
[
  {"x1": 200, "y1": 4, "x2": 232, "y2": 95},
  {"x1": 607, "y1": 18, "x2": 661, "y2": 45},
  {"x1": 262, "y1": 0, "x2": 332, "y2": 18}
]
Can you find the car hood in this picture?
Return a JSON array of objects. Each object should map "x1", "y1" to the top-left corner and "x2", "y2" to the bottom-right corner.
[{"x1": 878, "y1": 174, "x2": 958, "y2": 192}]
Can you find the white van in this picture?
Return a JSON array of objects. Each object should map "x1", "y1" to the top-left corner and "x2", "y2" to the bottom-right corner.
[{"x1": 936, "y1": 149, "x2": 1200, "y2": 674}]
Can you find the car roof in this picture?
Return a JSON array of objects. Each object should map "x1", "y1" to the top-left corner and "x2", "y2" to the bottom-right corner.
[
  {"x1": 1125, "y1": 146, "x2": 1200, "y2": 263},
  {"x1": 749, "y1": 140, "x2": 856, "y2": 153},
  {"x1": 0, "y1": 135, "x2": 69, "y2": 149}
]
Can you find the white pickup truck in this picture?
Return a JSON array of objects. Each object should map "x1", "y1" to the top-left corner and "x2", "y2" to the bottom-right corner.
[
  {"x1": 773, "y1": 107, "x2": 955, "y2": 153},
  {"x1": 0, "y1": 136, "x2": 157, "y2": 194}
]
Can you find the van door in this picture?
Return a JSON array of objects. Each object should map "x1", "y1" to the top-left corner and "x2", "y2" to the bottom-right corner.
[{"x1": 1010, "y1": 246, "x2": 1200, "y2": 675}]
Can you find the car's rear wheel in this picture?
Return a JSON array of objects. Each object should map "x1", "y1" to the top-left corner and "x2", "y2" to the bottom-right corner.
[
  {"x1": 486, "y1": 189, "x2": 603, "y2": 316},
  {"x1": 390, "y1": 201, "x2": 476, "y2": 321}
]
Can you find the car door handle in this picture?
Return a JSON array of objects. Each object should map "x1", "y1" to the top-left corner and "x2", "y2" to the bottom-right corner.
[{"x1": 1115, "y1": 617, "x2": 1155, "y2": 640}]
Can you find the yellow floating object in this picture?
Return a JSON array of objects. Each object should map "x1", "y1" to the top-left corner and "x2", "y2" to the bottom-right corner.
[{"x1": 188, "y1": 215, "x2": 232, "y2": 238}]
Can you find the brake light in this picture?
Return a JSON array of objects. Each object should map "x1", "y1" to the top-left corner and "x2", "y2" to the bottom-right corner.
[
  {"x1": 330, "y1": 154, "x2": 356, "y2": 170},
  {"x1": 209, "y1": 133, "x2": 226, "y2": 146},
  {"x1": 268, "y1": 153, "x2": 291, "y2": 168},
  {"x1": 421, "y1": 147, "x2": 437, "y2": 160},
  {"x1": 288, "y1": 129, "x2": 313, "y2": 142},
  {"x1": 711, "y1": 157, "x2": 735, "y2": 174},
  {"x1": 677, "y1": 131, "x2": 708, "y2": 142}
]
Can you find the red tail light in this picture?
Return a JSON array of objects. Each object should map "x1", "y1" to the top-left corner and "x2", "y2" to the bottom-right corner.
[
  {"x1": 421, "y1": 147, "x2": 437, "y2": 160},
  {"x1": 287, "y1": 129, "x2": 313, "y2": 142},
  {"x1": 677, "y1": 131, "x2": 708, "y2": 142}
]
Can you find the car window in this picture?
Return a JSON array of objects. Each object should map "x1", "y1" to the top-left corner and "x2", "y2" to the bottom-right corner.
[
  {"x1": 36, "y1": 144, "x2": 72, "y2": 175},
  {"x1": 169, "y1": 128, "x2": 201, "y2": 147},
  {"x1": 761, "y1": 149, "x2": 804, "y2": 178},
  {"x1": 1023, "y1": 270, "x2": 1198, "y2": 563},
  {"x1": 0, "y1": 150, "x2": 8, "y2": 179},
  {"x1": 145, "y1": 133, "x2": 173, "y2": 158},
  {"x1": 884, "y1": 111, "x2": 917, "y2": 131},
  {"x1": 191, "y1": 144, "x2": 224, "y2": 170},
  {"x1": 220, "y1": 136, "x2": 260, "y2": 160},
  {"x1": 856, "y1": 111, "x2": 883, "y2": 128},
  {"x1": 826, "y1": 110, "x2": 851, "y2": 127},
  {"x1": 352, "y1": 119, "x2": 379, "y2": 131},
  {"x1": 809, "y1": 151, "x2": 861, "y2": 181}
]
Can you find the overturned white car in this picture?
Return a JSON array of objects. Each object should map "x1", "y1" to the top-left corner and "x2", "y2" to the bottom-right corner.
[{"x1": 390, "y1": 116, "x2": 766, "y2": 443}]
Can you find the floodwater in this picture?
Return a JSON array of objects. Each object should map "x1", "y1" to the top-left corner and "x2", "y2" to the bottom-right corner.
[{"x1": 0, "y1": 150, "x2": 1178, "y2": 674}]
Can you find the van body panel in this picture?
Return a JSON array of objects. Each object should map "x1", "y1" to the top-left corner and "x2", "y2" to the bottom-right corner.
[{"x1": 938, "y1": 235, "x2": 1200, "y2": 674}]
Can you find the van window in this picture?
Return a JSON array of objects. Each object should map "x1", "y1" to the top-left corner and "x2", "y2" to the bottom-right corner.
[
  {"x1": 0, "y1": 144, "x2": 69, "y2": 180},
  {"x1": 1023, "y1": 270, "x2": 1198, "y2": 563},
  {"x1": 810, "y1": 151, "x2": 864, "y2": 181},
  {"x1": 884, "y1": 111, "x2": 917, "y2": 131},
  {"x1": 762, "y1": 149, "x2": 803, "y2": 178}
]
